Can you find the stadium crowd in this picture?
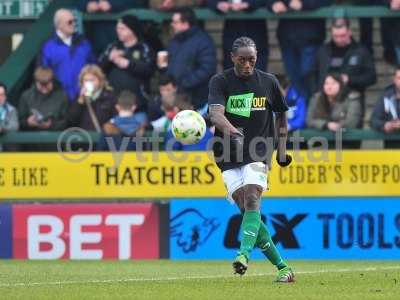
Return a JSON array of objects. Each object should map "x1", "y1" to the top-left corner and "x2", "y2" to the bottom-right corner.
[{"x1": 1, "y1": 0, "x2": 400, "y2": 151}]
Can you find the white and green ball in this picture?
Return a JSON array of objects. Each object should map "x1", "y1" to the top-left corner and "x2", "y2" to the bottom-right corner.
[{"x1": 171, "y1": 110, "x2": 207, "y2": 145}]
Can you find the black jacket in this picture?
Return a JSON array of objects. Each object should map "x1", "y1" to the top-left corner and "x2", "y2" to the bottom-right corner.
[
  {"x1": 99, "y1": 40, "x2": 156, "y2": 109},
  {"x1": 308, "y1": 39, "x2": 376, "y2": 94},
  {"x1": 370, "y1": 85, "x2": 400, "y2": 131}
]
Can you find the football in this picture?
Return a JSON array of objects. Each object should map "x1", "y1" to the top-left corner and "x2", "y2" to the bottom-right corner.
[{"x1": 171, "y1": 110, "x2": 207, "y2": 145}]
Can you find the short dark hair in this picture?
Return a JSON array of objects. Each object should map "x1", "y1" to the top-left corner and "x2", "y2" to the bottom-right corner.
[
  {"x1": 231, "y1": 36, "x2": 257, "y2": 53},
  {"x1": 332, "y1": 17, "x2": 350, "y2": 30},
  {"x1": 396, "y1": 65, "x2": 400, "y2": 72},
  {"x1": 118, "y1": 90, "x2": 138, "y2": 109},
  {"x1": 174, "y1": 7, "x2": 196, "y2": 27},
  {"x1": 0, "y1": 82, "x2": 7, "y2": 94},
  {"x1": 158, "y1": 74, "x2": 176, "y2": 87}
]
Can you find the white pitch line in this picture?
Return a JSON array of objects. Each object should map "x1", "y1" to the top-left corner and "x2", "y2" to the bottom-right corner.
[{"x1": 0, "y1": 266, "x2": 399, "y2": 288}]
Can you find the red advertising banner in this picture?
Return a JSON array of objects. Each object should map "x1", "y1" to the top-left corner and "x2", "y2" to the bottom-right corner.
[{"x1": 13, "y1": 203, "x2": 159, "y2": 259}]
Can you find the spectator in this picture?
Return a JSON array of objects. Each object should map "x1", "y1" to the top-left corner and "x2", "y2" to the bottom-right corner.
[
  {"x1": 277, "y1": 75, "x2": 306, "y2": 132},
  {"x1": 370, "y1": 66, "x2": 400, "y2": 135},
  {"x1": 0, "y1": 82, "x2": 18, "y2": 134},
  {"x1": 18, "y1": 67, "x2": 68, "y2": 131},
  {"x1": 308, "y1": 17, "x2": 376, "y2": 116},
  {"x1": 164, "y1": 93, "x2": 213, "y2": 151},
  {"x1": 0, "y1": 83, "x2": 19, "y2": 152},
  {"x1": 161, "y1": 8, "x2": 216, "y2": 110},
  {"x1": 76, "y1": 1, "x2": 147, "y2": 55},
  {"x1": 99, "y1": 15, "x2": 156, "y2": 111},
  {"x1": 147, "y1": 74, "x2": 178, "y2": 122},
  {"x1": 383, "y1": 0, "x2": 400, "y2": 65},
  {"x1": 68, "y1": 65, "x2": 117, "y2": 131},
  {"x1": 267, "y1": 0, "x2": 332, "y2": 99},
  {"x1": 100, "y1": 90, "x2": 148, "y2": 150},
  {"x1": 104, "y1": 90, "x2": 148, "y2": 136},
  {"x1": 208, "y1": 0, "x2": 268, "y2": 71},
  {"x1": 40, "y1": 8, "x2": 95, "y2": 102},
  {"x1": 356, "y1": 0, "x2": 400, "y2": 65},
  {"x1": 307, "y1": 73, "x2": 362, "y2": 132}
]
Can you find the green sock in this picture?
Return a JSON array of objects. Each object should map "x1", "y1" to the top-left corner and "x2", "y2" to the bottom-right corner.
[
  {"x1": 255, "y1": 221, "x2": 287, "y2": 270},
  {"x1": 239, "y1": 211, "x2": 261, "y2": 259}
]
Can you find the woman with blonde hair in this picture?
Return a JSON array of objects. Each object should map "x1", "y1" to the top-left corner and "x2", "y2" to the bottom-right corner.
[{"x1": 68, "y1": 64, "x2": 117, "y2": 131}]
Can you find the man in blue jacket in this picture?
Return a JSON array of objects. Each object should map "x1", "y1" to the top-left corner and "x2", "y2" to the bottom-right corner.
[
  {"x1": 162, "y1": 8, "x2": 217, "y2": 110},
  {"x1": 40, "y1": 8, "x2": 95, "y2": 102}
]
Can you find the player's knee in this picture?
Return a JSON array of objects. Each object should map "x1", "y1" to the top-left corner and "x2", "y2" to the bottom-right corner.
[{"x1": 244, "y1": 192, "x2": 260, "y2": 211}]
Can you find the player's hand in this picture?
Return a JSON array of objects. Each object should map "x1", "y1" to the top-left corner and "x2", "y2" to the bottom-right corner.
[{"x1": 276, "y1": 153, "x2": 292, "y2": 167}]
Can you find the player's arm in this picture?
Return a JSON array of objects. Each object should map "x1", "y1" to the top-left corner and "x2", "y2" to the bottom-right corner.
[
  {"x1": 209, "y1": 105, "x2": 243, "y2": 137},
  {"x1": 270, "y1": 75, "x2": 292, "y2": 167},
  {"x1": 208, "y1": 74, "x2": 243, "y2": 137},
  {"x1": 275, "y1": 112, "x2": 291, "y2": 167}
]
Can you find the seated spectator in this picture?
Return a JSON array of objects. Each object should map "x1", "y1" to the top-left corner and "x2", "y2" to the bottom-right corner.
[
  {"x1": 370, "y1": 66, "x2": 400, "y2": 147},
  {"x1": 208, "y1": 0, "x2": 268, "y2": 71},
  {"x1": 104, "y1": 90, "x2": 147, "y2": 136},
  {"x1": 308, "y1": 17, "x2": 376, "y2": 117},
  {"x1": 99, "y1": 15, "x2": 156, "y2": 111},
  {"x1": 164, "y1": 93, "x2": 213, "y2": 151},
  {"x1": 385, "y1": 0, "x2": 400, "y2": 65},
  {"x1": 0, "y1": 82, "x2": 19, "y2": 135},
  {"x1": 160, "y1": 8, "x2": 216, "y2": 110},
  {"x1": 100, "y1": 90, "x2": 148, "y2": 150},
  {"x1": 307, "y1": 73, "x2": 362, "y2": 132},
  {"x1": 278, "y1": 75, "x2": 306, "y2": 132},
  {"x1": 68, "y1": 65, "x2": 117, "y2": 131},
  {"x1": 40, "y1": 8, "x2": 95, "y2": 102},
  {"x1": 76, "y1": 1, "x2": 147, "y2": 55},
  {"x1": 18, "y1": 67, "x2": 68, "y2": 131},
  {"x1": 147, "y1": 74, "x2": 178, "y2": 122}
]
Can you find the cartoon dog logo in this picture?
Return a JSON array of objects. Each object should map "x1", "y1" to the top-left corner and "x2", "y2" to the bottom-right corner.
[{"x1": 170, "y1": 209, "x2": 220, "y2": 253}]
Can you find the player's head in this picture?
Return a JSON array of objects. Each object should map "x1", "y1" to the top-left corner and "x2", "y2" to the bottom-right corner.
[
  {"x1": 231, "y1": 37, "x2": 257, "y2": 78},
  {"x1": 394, "y1": 65, "x2": 400, "y2": 91},
  {"x1": 331, "y1": 18, "x2": 352, "y2": 48}
]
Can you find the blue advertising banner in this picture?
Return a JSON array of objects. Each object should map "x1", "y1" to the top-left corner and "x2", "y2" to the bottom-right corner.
[
  {"x1": 0, "y1": 204, "x2": 12, "y2": 258},
  {"x1": 170, "y1": 198, "x2": 400, "y2": 259}
]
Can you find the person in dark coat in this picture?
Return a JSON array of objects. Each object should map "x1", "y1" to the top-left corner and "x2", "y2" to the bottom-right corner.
[
  {"x1": 68, "y1": 65, "x2": 117, "y2": 131},
  {"x1": 267, "y1": 0, "x2": 332, "y2": 99},
  {"x1": 308, "y1": 17, "x2": 376, "y2": 119},
  {"x1": 99, "y1": 15, "x2": 156, "y2": 111},
  {"x1": 208, "y1": 0, "x2": 268, "y2": 71},
  {"x1": 76, "y1": 0, "x2": 147, "y2": 55},
  {"x1": 162, "y1": 8, "x2": 217, "y2": 109},
  {"x1": 40, "y1": 8, "x2": 95, "y2": 102}
]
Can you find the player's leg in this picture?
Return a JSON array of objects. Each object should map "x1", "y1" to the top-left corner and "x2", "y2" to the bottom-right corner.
[{"x1": 232, "y1": 183, "x2": 263, "y2": 275}]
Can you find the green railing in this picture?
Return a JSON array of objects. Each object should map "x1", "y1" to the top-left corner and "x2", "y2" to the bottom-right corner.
[
  {"x1": 83, "y1": 6, "x2": 400, "y2": 23},
  {"x1": 1, "y1": 129, "x2": 400, "y2": 146}
]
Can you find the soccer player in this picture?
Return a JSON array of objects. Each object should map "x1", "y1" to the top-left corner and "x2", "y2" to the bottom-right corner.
[{"x1": 208, "y1": 37, "x2": 294, "y2": 282}]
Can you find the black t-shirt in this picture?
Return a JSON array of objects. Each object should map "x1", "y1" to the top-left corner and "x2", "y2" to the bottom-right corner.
[{"x1": 208, "y1": 68, "x2": 288, "y2": 171}]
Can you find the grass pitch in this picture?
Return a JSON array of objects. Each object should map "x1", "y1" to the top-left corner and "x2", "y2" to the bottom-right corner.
[{"x1": 0, "y1": 260, "x2": 399, "y2": 299}]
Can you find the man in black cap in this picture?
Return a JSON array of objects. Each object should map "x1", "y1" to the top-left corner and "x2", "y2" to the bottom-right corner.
[{"x1": 99, "y1": 15, "x2": 156, "y2": 111}]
